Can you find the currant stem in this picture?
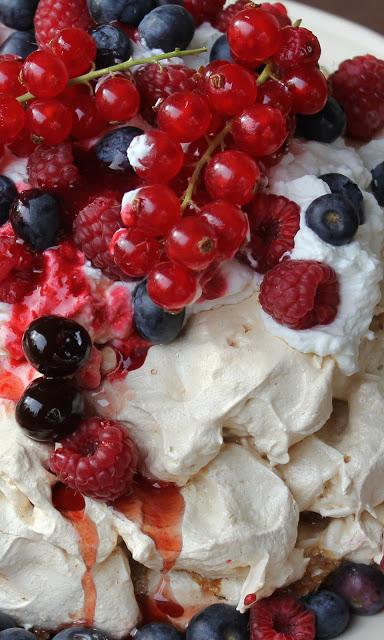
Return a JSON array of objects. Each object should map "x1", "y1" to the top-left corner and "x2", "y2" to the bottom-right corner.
[
  {"x1": 17, "y1": 47, "x2": 208, "y2": 104},
  {"x1": 181, "y1": 120, "x2": 233, "y2": 212},
  {"x1": 256, "y1": 62, "x2": 274, "y2": 85}
]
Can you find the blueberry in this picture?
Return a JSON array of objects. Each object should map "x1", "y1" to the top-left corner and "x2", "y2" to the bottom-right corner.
[
  {"x1": 10, "y1": 189, "x2": 61, "y2": 252},
  {"x1": 0, "y1": 614, "x2": 18, "y2": 631},
  {"x1": 305, "y1": 193, "x2": 359, "y2": 246},
  {"x1": 0, "y1": 30, "x2": 37, "y2": 58},
  {"x1": 135, "y1": 623, "x2": 183, "y2": 640},
  {"x1": 138, "y1": 5, "x2": 195, "y2": 52},
  {"x1": 87, "y1": 0, "x2": 155, "y2": 26},
  {"x1": 0, "y1": 176, "x2": 17, "y2": 225},
  {"x1": 296, "y1": 97, "x2": 347, "y2": 144},
  {"x1": 186, "y1": 604, "x2": 248, "y2": 640},
  {"x1": 210, "y1": 34, "x2": 233, "y2": 63},
  {"x1": 52, "y1": 629, "x2": 109, "y2": 640},
  {"x1": 303, "y1": 590, "x2": 350, "y2": 639},
  {"x1": 23, "y1": 315, "x2": 92, "y2": 377},
  {"x1": 90, "y1": 24, "x2": 133, "y2": 70},
  {"x1": 16, "y1": 377, "x2": 84, "y2": 442},
  {"x1": 328, "y1": 562, "x2": 384, "y2": 616},
  {"x1": 0, "y1": 631, "x2": 36, "y2": 640},
  {"x1": 95, "y1": 126, "x2": 144, "y2": 172},
  {"x1": 371, "y1": 161, "x2": 384, "y2": 206},
  {"x1": 0, "y1": 0, "x2": 38, "y2": 31},
  {"x1": 134, "y1": 281, "x2": 185, "y2": 344},
  {"x1": 320, "y1": 173, "x2": 364, "y2": 224}
]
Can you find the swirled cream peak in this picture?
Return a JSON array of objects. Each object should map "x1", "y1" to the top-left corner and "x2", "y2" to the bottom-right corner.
[
  {"x1": 0, "y1": 401, "x2": 139, "y2": 637},
  {"x1": 263, "y1": 140, "x2": 384, "y2": 374},
  {"x1": 91, "y1": 293, "x2": 334, "y2": 478}
]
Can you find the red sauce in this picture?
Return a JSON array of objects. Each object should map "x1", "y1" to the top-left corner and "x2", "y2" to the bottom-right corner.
[
  {"x1": 138, "y1": 575, "x2": 185, "y2": 625},
  {"x1": 52, "y1": 484, "x2": 99, "y2": 626},
  {"x1": 4, "y1": 241, "x2": 133, "y2": 363},
  {"x1": 114, "y1": 479, "x2": 185, "y2": 573}
]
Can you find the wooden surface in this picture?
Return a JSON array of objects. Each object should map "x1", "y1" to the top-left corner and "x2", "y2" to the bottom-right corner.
[{"x1": 298, "y1": 0, "x2": 384, "y2": 34}]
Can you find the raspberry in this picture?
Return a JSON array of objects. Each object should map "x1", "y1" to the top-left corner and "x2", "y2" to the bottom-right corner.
[
  {"x1": 49, "y1": 417, "x2": 139, "y2": 501},
  {"x1": 250, "y1": 595, "x2": 316, "y2": 640},
  {"x1": 73, "y1": 193, "x2": 125, "y2": 279},
  {"x1": 0, "y1": 222, "x2": 39, "y2": 303},
  {"x1": 330, "y1": 55, "x2": 384, "y2": 141},
  {"x1": 27, "y1": 143, "x2": 79, "y2": 190},
  {"x1": 133, "y1": 63, "x2": 196, "y2": 124},
  {"x1": 34, "y1": 0, "x2": 93, "y2": 49},
  {"x1": 214, "y1": 1, "x2": 290, "y2": 32},
  {"x1": 260, "y1": 259, "x2": 340, "y2": 330},
  {"x1": 244, "y1": 193, "x2": 300, "y2": 273}
]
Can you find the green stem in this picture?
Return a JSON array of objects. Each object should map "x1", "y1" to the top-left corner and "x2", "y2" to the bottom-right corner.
[
  {"x1": 181, "y1": 120, "x2": 233, "y2": 212},
  {"x1": 17, "y1": 46, "x2": 207, "y2": 104},
  {"x1": 256, "y1": 62, "x2": 274, "y2": 85}
]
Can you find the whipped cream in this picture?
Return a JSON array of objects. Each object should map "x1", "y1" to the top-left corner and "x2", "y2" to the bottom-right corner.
[
  {"x1": 263, "y1": 140, "x2": 384, "y2": 374},
  {"x1": 114, "y1": 444, "x2": 307, "y2": 612},
  {"x1": 91, "y1": 293, "x2": 334, "y2": 476},
  {"x1": 0, "y1": 402, "x2": 139, "y2": 637}
]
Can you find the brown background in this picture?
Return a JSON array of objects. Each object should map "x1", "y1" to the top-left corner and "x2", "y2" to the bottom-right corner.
[{"x1": 299, "y1": 0, "x2": 384, "y2": 34}]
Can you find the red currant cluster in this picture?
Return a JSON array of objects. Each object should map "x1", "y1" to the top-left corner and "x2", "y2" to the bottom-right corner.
[
  {"x1": 0, "y1": 28, "x2": 205, "y2": 146},
  {"x1": 107, "y1": 5, "x2": 328, "y2": 311}
]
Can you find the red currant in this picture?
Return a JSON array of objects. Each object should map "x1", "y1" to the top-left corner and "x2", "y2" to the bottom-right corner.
[
  {"x1": 273, "y1": 27, "x2": 321, "y2": 70},
  {"x1": 257, "y1": 78, "x2": 293, "y2": 115},
  {"x1": 95, "y1": 75, "x2": 140, "y2": 123},
  {"x1": 110, "y1": 228, "x2": 161, "y2": 278},
  {"x1": 127, "y1": 130, "x2": 184, "y2": 183},
  {"x1": 26, "y1": 99, "x2": 73, "y2": 144},
  {"x1": 0, "y1": 58, "x2": 24, "y2": 97},
  {"x1": 205, "y1": 150, "x2": 260, "y2": 206},
  {"x1": 0, "y1": 94, "x2": 25, "y2": 143},
  {"x1": 147, "y1": 261, "x2": 199, "y2": 310},
  {"x1": 121, "y1": 184, "x2": 181, "y2": 236},
  {"x1": 61, "y1": 84, "x2": 106, "y2": 140},
  {"x1": 8, "y1": 129, "x2": 37, "y2": 157},
  {"x1": 22, "y1": 50, "x2": 68, "y2": 99},
  {"x1": 227, "y1": 8, "x2": 281, "y2": 65},
  {"x1": 50, "y1": 28, "x2": 97, "y2": 78},
  {"x1": 184, "y1": 0, "x2": 224, "y2": 25},
  {"x1": 166, "y1": 217, "x2": 218, "y2": 271},
  {"x1": 204, "y1": 62, "x2": 257, "y2": 116},
  {"x1": 282, "y1": 65, "x2": 328, "y2": 115},
  {"x1": 200, "y1": 200, "x2": 249, "y2": 259},
  {"x1": 232, "y1": 104, "x2": 288, "y2": 157},
  {"x1": 157, "y1": 91, "x2": 211, "y2": 143}
]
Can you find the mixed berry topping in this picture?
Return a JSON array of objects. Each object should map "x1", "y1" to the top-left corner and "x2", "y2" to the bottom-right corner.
[
  {"x1": 133, "y1": 280, "x2": 185, "y2": 345},
  {"x1": 187, "y1": 603, "x2": 248, "y2": 640},
  {"x1": 372, "y1": 161, "x2": 384, "y2": 206}
]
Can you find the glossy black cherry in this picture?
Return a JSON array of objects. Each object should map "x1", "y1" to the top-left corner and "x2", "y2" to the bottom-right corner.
[
  {"x1": 16, "y1": 377, "x2": 84, "y2": 441},
  {"x1": 22, "y1": 315, "x2": 92, "y2": 377}
]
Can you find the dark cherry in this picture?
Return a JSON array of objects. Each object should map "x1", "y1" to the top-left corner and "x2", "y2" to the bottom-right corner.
[
  {"x1": 16, "y1": 377, "x2": 84, "y2": 442},
  {"x1": 23, "y1": 315, "x2": 92, "y2": 377}
]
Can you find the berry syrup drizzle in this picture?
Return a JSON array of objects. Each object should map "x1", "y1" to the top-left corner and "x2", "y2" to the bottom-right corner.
[
  {"x1": 115, "y1": 479, "x2": 185, "y2": 573},
  {"x1": 52, "y1": 483, "x2": 99, "y2": 627},
  {"x1": 115, "y1": 479, "x2": 187, "y2": 626}
]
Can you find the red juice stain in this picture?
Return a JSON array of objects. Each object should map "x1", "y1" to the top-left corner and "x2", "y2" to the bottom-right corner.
[
  {"x1": 0, "y1": 368, "x2": 25, "y2": 401},
  {"x1": 138, "y1": 574, "x2": 185, "y2": 626},
  {"x1": 52, "y1": 483, "x2": 99, "y2": 626},
  {"x1": 114, "y1": 478, "x2": 185, "y2": 572},
  {"x1": 4, "y1": 241, "x2": 133, "y2": 363}
]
